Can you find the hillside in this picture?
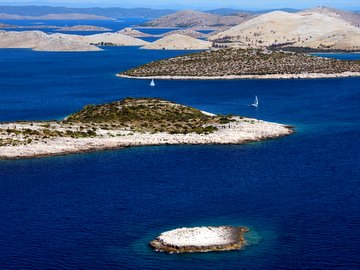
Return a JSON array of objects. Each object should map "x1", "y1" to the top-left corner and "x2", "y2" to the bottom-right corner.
[
  {"x1": 0, "y1": 30, "x2": 101, "y2": 51},
  {"x1": 65, "y1": 98, "x2": 222, "y2": 134},
  {"x1": 141, "y1": 34, "x2": 211, "y2": 50},
  {"x1": 120, "y1": 48, "x2": 360, "y2": 78},
  {"x1": 143, "y1": 10, "x2": 253, "y2": 28},
  {"x1": 0, "y1": 30, "x2": 148, "y2": 51},
  {"x1": 52, "y1": 32, "x2": 148, "y2": 46},
  {"x1": 299, "y1": 6, "x2": 360, "y2": 27},
  {"x1": 210, "y1": 11, "x2": 360, "y2": 51}
]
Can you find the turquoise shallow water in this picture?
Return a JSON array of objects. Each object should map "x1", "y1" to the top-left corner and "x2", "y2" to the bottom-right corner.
[{"x1": 0, "y1": 42, "x2": 359, "y2": 269}]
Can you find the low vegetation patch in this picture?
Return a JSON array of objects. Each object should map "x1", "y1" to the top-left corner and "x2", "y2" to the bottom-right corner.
[
  {"x1": 0, "y1": 98, "x2": 233, "y2": 147},
  {"x1": 121, "y1": 48, "x2": 360, "y2": 77},
  {"x1": 65, "y1": 98, "x2": 228, "y2": 134}
]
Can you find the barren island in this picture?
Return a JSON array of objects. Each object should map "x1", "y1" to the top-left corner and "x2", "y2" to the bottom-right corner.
[{"x1": 150, "y1": 226, "x2": 249, "y2": 253}]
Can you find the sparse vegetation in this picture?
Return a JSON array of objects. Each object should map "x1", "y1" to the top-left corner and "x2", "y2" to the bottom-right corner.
[
  {"x1": 0, "y1": 98, "x2": 295, "y2": 159},
  {"x1": 65, "y1": 98, "x2": 229, "y2": 134},
  {"x1": 141, "y1": 10, "x2": 252, "y2": 28},
  {"x1": 0, "y1": 98, "x2": 235, "y2": 147},
  {"x1": 121, "y1": 48, "x2": 360, "y2": 77}
]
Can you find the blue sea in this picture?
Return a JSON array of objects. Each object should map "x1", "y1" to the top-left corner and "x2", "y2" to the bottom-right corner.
[{"x1": 0, "y1": 22, "x2": 360, "y2": 269}]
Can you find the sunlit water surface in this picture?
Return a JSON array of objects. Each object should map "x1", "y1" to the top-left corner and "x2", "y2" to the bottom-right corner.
[{"x1": 0, "y1": 27, "x2": 359, "y2": 269}]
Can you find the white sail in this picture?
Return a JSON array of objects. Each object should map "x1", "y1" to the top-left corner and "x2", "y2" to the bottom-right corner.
[
  {"x1": 251, "y1": 95, "x2": 259, "y2": 107},
  {"x1": 150, "y1": 79, "x2": 155, "y2": 87}
]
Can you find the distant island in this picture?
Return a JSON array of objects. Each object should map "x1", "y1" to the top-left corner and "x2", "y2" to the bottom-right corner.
[
  {"x1": 0, "y1": 23, "x2": 19, "y2": 28},
  {"x1": 119, "y1": 49, "x2": 360, "y2": 80},
  {"x1": 0, "y1": 5, "x2": 175, "y2": 20},
  {"x1": 0, "y1": 30, "x2": 101, "y2": 52},
  {"x1": 150, "y1": 226, "x2": 249, "y2": 253},
  {"x1": 57, "y1": 25, "x2": 112, "y2": 31},
  {"x1": 0, "y1": 13, "x2": 113, "y2": 20},
  {"x1": 0, "y1": 31, "x2": 148, "y2": 51},
  {"x1": 0, "y1": 23, "x2": 60, "y2": 29},
  {"x1": 52, "y1": 32, "x2": 148, "y2": 47},
  {"x1": 139, "y1": 7, "x2": 360, "y2": 51},
  {"x1": 1, "y1": 7, "x2": 360, "y2": 52},
  {"x1": 0, "y1": 98, "x2": 294, "y2": 159},
  {"x1": 118, "y1": 27, "x2": 155, "y2": 37},
  {"x1": 141, "y1": 10, "x2": 254, "y2": 29}
]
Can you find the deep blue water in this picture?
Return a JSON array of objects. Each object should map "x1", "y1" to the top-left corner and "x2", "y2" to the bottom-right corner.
[{"x1": 0, "y1": 45, "x2": 359, "y2": 269}]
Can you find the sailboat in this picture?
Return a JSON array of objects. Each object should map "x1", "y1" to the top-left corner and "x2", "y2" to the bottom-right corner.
[
  {"x1": 251, "y1": 95, "x2": 259, "y2": 108},
  {"x1": 150, "y1": 79, "x2": 155, "y2": 87}
]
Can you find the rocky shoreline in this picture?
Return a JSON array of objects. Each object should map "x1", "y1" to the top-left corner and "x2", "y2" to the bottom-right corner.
[
  {"x1": 150, "y1": 226, "x2": 249, "y2": 253},
  {"x1": 118, "y1": 71, "x2": 360, "y2": 80},
  {"x1": 0, "y1": 117, "x2": 294, "y2": 160},
  {"x1": 119, "y1": 48, "x2": 360, "y2": 79},
  {"x1": 0, "y1": 30, "x2": 148, "y2": 52},
  {"x1": 0, "y1": 98, "x2": 294, "y2": 160}
]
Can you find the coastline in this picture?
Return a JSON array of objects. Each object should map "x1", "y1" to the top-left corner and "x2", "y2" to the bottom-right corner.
[
  {"x1": 150, "y1": 226, "x2": 249, "y2": 254},
  {"x1": 118, "y1": 71, "x2": 360, "y2": 80},
  {"x1": 0, "y1": 117, "x2": 294, "y2": 160},
  {"x1": 134, "y1": 26, "x2": 180, "y2": 29}
]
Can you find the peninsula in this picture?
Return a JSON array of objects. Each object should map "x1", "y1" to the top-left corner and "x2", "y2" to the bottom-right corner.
[
  {"x1": 118, "y1": 27, "x2": 154, "y2": 38},
  {"x1": 0, "y1": 98, "x2": 293, "y2": 159},
  {"x1": 57, "y1": 25, "x2": 112, "y2": 31},
  {"x1": 150, "y1": 226, "x2": 249, "y2": 253},
  {"x1": 0, "y1": 30, "x2": 101, "y2": 52},
  {"x1": 52, "y1": 32, "x2": 148, "y2": 47},
  {"x1": 119, "y1": 48, "x2": 360, "y2": 79},
  {"x1": 0, "y1": 30, "x2": 148, "y2": 51}
]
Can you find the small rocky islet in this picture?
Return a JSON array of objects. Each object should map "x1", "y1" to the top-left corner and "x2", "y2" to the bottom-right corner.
[{"x1": 150, "y1": 226, "x2": 249, "y2": 253}]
